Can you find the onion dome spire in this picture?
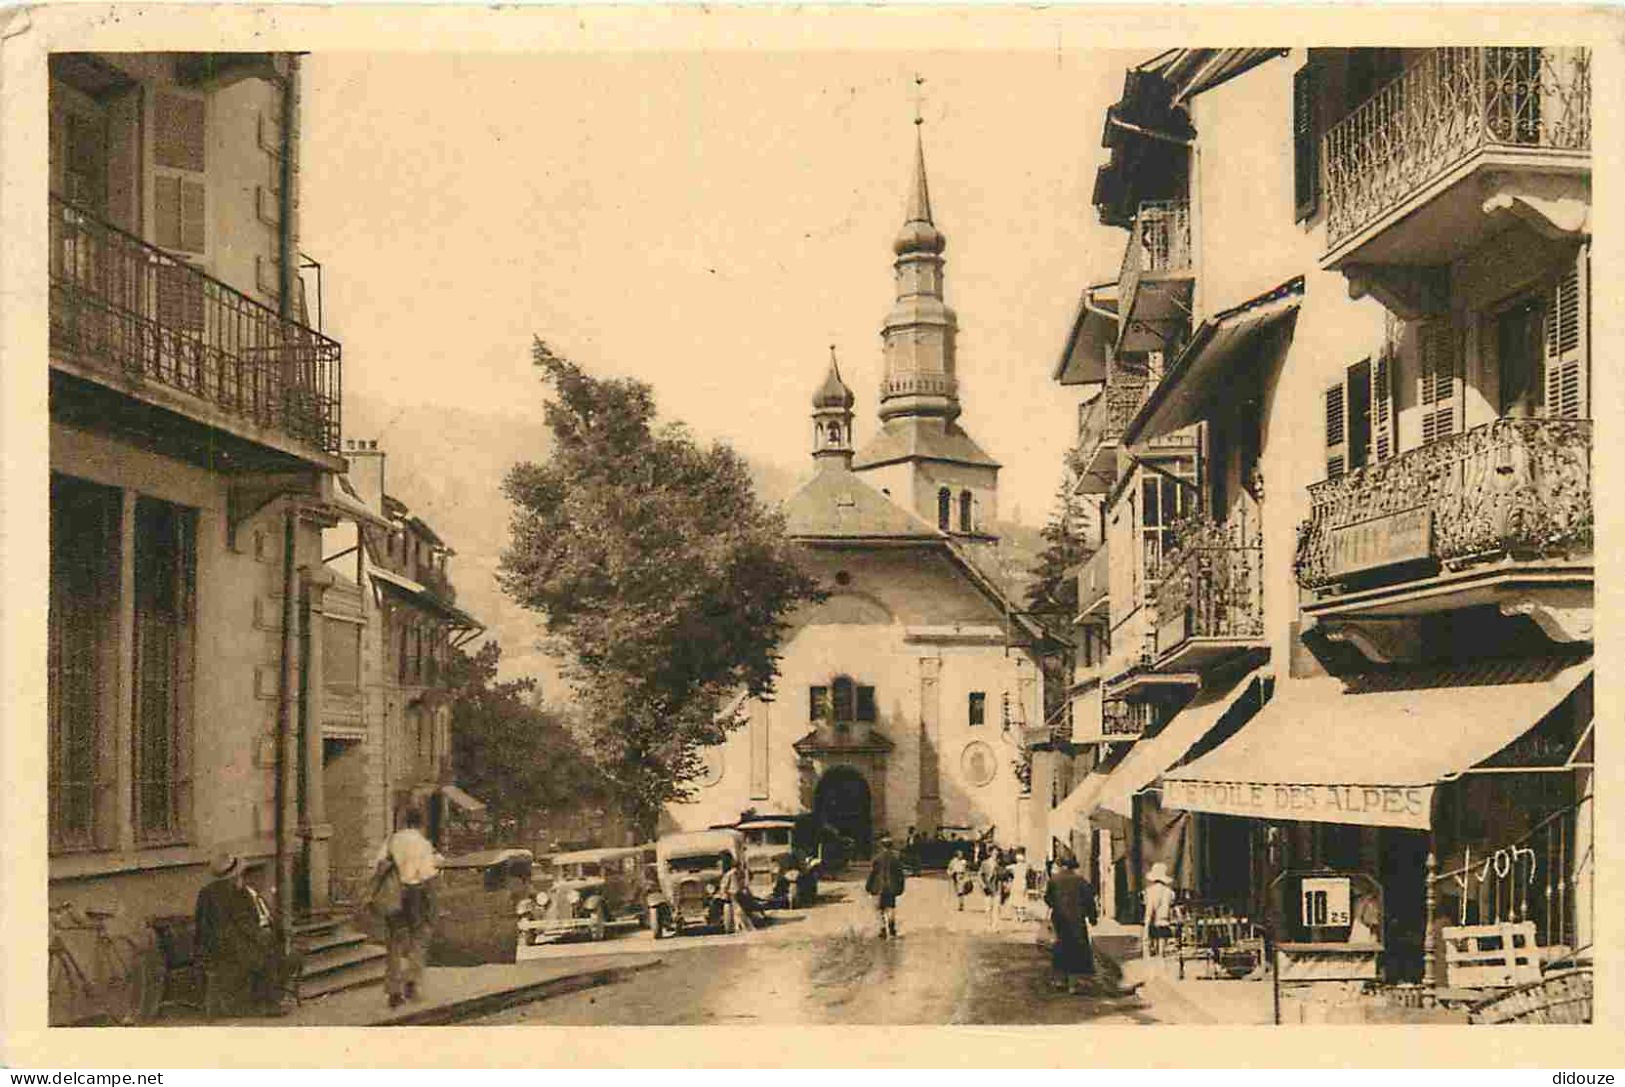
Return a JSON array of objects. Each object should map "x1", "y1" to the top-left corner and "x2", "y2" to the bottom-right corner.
[
  {"x1": 893, "y1": 124, "x2": 946, "y2": 257},
  {"x1": 811, "y1": 345, "x2": 856, "y2": 467}
]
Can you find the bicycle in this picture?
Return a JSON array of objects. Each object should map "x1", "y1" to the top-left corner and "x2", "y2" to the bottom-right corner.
[{"x1": 48, "y1": 902, "x2": 161, "y2": 1025}]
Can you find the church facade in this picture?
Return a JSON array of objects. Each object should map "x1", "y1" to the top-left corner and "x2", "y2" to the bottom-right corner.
[{"x1": 667, "y1": 130, "x2": 1047, "y2": 857}]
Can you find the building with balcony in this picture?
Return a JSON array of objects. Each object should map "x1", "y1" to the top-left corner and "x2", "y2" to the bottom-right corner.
[
  {"x1": 44, "y1": 51, "x2": 387, "y2": 1014},
  {"x1": 669, "y1": 131, "x2": 1051, "y2": 860},
  {"x1": 1046, "y1": 47, "x2": 1593, "y2": 991},
  {"x1": 320, "y1": 441, "x2": 485, "y2": 905}
]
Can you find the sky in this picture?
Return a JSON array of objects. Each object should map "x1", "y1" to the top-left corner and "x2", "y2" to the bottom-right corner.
[{"x1": 298, "y1": 49, "x2": 1142, "y2": 526}]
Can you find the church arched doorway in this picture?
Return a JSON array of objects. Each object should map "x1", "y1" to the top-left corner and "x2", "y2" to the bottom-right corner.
[{"x1": 814, "y1": 765, "x2": 873, "y2": 861}]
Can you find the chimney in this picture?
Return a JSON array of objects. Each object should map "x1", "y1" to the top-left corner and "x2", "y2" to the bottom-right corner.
[{"x1": 343, "y1": 438, "x2": 386, "y2": 514}]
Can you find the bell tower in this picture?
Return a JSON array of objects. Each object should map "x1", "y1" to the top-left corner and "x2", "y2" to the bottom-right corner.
[
  {"x1": 852, "y1": 104, "x2": 1000, "y2": 538},
  {"x1": 811, "y1": 346, "x2": 855, "y2": 469}
]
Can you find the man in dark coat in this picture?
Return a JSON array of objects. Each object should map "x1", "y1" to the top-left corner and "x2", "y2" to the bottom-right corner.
[
  {"x1": 1044, "y1": 851, "x2": 1099, "y2": 994},
  {"x1": 194, "y1": 852, "x2": 276, "y2": 1017},
  {"x1": 865, "y1": 834, "x2": 907, "y2": 939}
]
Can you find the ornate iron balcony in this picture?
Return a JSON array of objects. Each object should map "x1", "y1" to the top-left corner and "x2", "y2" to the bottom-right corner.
[
  {"x1": 1071, "y1": 380, "x2": 1149, "y2": 476},
  {"x1": 1324, "y1": 47, "x2": 1590, "y2": 252},
  {"x1": 1117, "y1": 199, "x2": 1193, "y2": 319},
  {"x1": 49, "y1": 193, "x2": 342, "y2": 455},
  {"x1": 1295, "y1": 418, "x2": 1593, "y2": 592},
  {"x1": 1152, "y1": 516, "x2": 1265, "y2": 661}
]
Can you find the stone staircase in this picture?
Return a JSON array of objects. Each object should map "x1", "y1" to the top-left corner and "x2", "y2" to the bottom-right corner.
[{"x1": 293, "y1": 911, "x2": 387, "y2": 1000}]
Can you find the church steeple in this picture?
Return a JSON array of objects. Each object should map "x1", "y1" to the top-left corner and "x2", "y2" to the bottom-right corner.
[
  {"x1": 851, "y1": 104, "x2": 1001, "y2": 540},
  {"x1": 811, "y1": 345, "x2": 855, "y2": 469},
  {"x1": 880, "y1": 122, "x2": 959, "y2": 423}
]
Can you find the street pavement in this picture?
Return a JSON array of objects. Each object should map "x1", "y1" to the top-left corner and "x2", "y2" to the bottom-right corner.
[{"x1": 472, "y1": 874, "x2": 1163, "y2": 1026}]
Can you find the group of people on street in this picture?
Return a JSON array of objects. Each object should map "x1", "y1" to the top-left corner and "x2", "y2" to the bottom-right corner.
[{"x1": 866, "y1": 831, "x2": 1105, "y2": 995}]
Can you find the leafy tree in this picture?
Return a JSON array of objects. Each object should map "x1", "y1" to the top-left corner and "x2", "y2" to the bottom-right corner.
[
  {"x1": 499, "y1": 339, "x2": 825, "y2": 838},
  {"x1": 447, "y1": 640, "x2": 608, "y2": 846}
]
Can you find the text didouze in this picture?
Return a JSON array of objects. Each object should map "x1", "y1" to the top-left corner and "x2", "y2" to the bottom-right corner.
[{"x1": 1162, "y1": 778, "x2": 1434, "y2": 829}]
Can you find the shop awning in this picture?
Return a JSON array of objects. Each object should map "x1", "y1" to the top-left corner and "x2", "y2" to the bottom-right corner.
[
  {"x1": 368, "y1": 564, "x2": 483, "y2": 630},
  {"x1": 1122, "y1": 278, "x2": 1301, "y2": 446},
  {"x1": 1094, "y1": 668, "x2": 1270, "y2": 819},
  {"x1": 1047, "y1": 771, "x2": 1111, "y2": 842},
  {"x1": 1162, "y1": 656, "x2": 1593, "y2": 830}
]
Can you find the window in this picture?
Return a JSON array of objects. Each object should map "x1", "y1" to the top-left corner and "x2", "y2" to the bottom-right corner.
[
  {"x1": 1543, "y1": 256, "x2": 1588, "y2": 420},
  {"x1": 1140, "y1": 473, "x2": 1189, "y2": 577},
  {"x1": 831, "y1": 676, "x2": 856, "y2": 727},
  {"x1": 809, "y1": 685, "x2": 828, "y2": 722},
  {"x1": 1293, "y1": 63, "x2": 1319, "y2": 222},
  {"x1": 937, "y1": 487, "x2": 951, "y2": 531},
  {"x1": 1325, "y1": 356, "x2": 1393, "y2": 480},
  {"x1": 324, "y1": 618, "x2": 361, "y2": 695},
  {"x1": 1498, "y1": 295, "x2": 1544, "y2": 419},
  {"x1": 855, "y1": 684, "x2": 876, "y2": 722},
  {"x1": 151, "y1": 93, "x2": 205, "y2": 255},
  {"x1": 968, "y1": 691, "x2": 986, "y2": 727},
  {"x1": 1419, "y1": 321, "x2": 1458, "y2": 443},
  {"x1": 49, "y1": 475, "x2": 121, "y2": 853},
  {"x1": 959, "y1": 490, "x2": 973, "y2": 533},
  {"x1": 131, "y1": 496, "x2": 196, "y2": 845}
]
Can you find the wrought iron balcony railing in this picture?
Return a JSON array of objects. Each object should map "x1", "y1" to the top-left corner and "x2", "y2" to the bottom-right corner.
[
  {"x1": 1116, "y1": 199, "x2": 1192, "y2": 322},
  {"x1": 1152, "y1": 516, "x2": 1265, "y2": 656},
  {"x1": 1324, "y1": 47, "x2": 1591, "y2": 251},
  {"x1": 1295, "y1": 418, "x2": 1593, "y2": 592},
  {"x1": 1071, "y1": 380, "x2": 1149, "y2": 477},
  {"x1": 49, "y1": 194, "x2": 342, "y2": 455}
]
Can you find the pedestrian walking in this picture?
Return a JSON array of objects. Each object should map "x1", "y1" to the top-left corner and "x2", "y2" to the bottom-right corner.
[
  {"x1": 369, "y1": 808, "x2": 443, "y2": 1009},
  {"x1": 865, "y1": 834, "x2": 907, "y2": 938},
  {"x1": 947, "y1": 849, "x2": 972, "y2": 912},
  {"x1": 1142, "y1": 861, "x2": 1177, "y2": 961},
  {"x1": 978, "y1": 848, "x2": 1003, "y2": 930},
  {"x1": 1010, "y1": 850, "x2": 1032, "y2": 923},
  {"x1": 1044, "y1": 853, "x2": 1098, "y2": 994}
]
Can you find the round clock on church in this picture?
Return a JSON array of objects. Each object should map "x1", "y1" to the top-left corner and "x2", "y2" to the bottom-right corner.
[{"x1": 960, "y1": 741, "x2": 997, "y2": 788}]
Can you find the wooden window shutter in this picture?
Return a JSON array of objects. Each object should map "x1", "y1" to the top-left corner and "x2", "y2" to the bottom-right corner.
[
  {"x1": 809, "y1": 686, "x2": 827, "y2": 722},
  {"x1": 1323, "y1": 381, "x2": 1347, "y2": 479},
  {"x1": 1293, "y1": 63, "x2": 1319, "y2": 222},
  {"x1": 154, "y1": 93, "x2": 205, "y2": 172},
  {"x1": 1543, "y1": 253, "x2": 1587, "y2": 419},
  {"x1": 1371, "y1": 351, "x2": 1395, "y2": 462},
  {"x1": 1419, "y1": 321, "x2": 1458, "y2": 443}
]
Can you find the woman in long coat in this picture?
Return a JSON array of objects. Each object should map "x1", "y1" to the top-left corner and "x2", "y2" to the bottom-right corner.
[{"x1": 1044, "y1": 853, "x2": 1098, "y2": 994}]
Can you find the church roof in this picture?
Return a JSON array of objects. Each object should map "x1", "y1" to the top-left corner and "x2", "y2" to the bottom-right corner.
[
  {"x1": 893, "y1": 128, "x2": 946, "y2": 257},
  {"x1": 782, "y1": 463, "x2": 941, "y2": 540},
  {"x1": 850, "y1": 416, "x2": 1002, "y2": 471}
]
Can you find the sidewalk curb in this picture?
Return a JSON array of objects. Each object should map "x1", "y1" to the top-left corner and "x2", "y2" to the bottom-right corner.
[
  {"x1": 1091, "y1": 938, "x2": 1221, "y2": 1026},
  {"x1": 373, "y1": 957, "x2": 667, "y2": 1026}
]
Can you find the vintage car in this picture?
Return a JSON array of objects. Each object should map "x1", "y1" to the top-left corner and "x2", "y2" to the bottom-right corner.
[
  {"x1": 517, "y1": 845, "x2": 649, "y2": 947},
  {"x1": 733, "y1": 816, "x2": 819, "y2": 907},
  {"x1": 650, "y1": 829, "x2": 745, "y2": 937},
  {"x1": 430, "y1": 848, "x2": 535, "y2": 965},
  {"x1": 911, "y1": 825, "x2": 981, "y2": 872}
]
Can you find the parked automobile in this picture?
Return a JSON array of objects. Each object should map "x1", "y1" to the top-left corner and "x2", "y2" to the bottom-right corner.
[
  {"x1": 430, "y1": 848, "x2": 534, "y2": 965},
  {"x1": 911, "y1": 825, "x2": 980, "y2": 872},
  {"x1": 517, "y1": 846, "x2": 647, "y2": 948},
  {"x1": 733, "y1": 815, "x2": 819, "y2": 907},
  {"x1": 649, "y1": 829, "x2": 744, "y2": 937}
]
